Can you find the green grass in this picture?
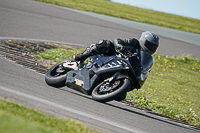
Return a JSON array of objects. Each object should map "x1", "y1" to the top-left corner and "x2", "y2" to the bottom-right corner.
[
  {"x1": 34, "y1": 48, "x2": 85, "y2": 63},
  {"x1": 0, "y1": 99, "x2": 99, "y2": 133},
  {"x1": 127, "y1": 54, "x2": 200, "y2": 127},
  {"x1": 35, "y1": 0, "x2": 200, "y2": 34},
  {"x1": 34, "y1": 48, "x2": 200, "y2": 127},
  {"x1": 0, "y1": 111, "x2": 55, "y2": 133}
]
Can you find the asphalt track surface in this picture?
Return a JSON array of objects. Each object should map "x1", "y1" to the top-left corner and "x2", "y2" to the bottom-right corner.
[{"x1": 0, "y1": 0, "x2": 199, "y2": 133}]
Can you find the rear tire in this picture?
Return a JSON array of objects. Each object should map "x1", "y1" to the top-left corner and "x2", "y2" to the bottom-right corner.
[
  {"x1": 115, "y1": 92, "x2": 127, "y2": 101},
  {"x1": 92, "y1": 78, "x2": 131, "y2": 102},
  {"x1": 45, "y1": 60, "x2": 72, "y2": 88}
]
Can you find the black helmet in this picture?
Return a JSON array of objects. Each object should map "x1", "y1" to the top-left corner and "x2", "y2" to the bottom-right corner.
[{"x1": 139, "y1": 31, "x2": 159, "y2": 55}]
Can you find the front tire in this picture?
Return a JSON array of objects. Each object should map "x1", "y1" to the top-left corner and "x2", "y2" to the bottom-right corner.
[{"x1": 92, "y1": 78, "x2": 131, "y2": 102}]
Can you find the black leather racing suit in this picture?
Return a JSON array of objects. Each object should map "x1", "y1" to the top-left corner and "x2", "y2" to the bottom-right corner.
[{"x1": 74, "y1": 38, "x2": 141, "y2": 62}]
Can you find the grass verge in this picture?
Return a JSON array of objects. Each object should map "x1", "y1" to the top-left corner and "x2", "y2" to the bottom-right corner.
[
  {"x1": 0, "y1": 99, "x2": 99, "y2": 133},
  {"x1": 35, "y1": 0, "x2": 200, "y2": 34},
  {"x1": 34, "y1": 47, "x2": 85, "y2": 63},
  {"x1": 34, "y1": 48, "x2": 200, "y2": 127},
  {"x1": 127, "y1": 54, "x2": 200, "y2": 127}
]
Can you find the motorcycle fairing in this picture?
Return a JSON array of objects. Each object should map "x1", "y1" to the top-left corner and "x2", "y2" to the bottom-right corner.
[
  {"x1": 66, "y1": 69, "x2": 91, "y2": 94},
  {"x1": 128, "y1": 50, "x2": 153, "y2": 88},
  {"x1": 94, "y1": 56, "x2": 129, "y2": 75},
  {"x1": 65, "y1": 56, "x2": 131, "y2": 94},
  {"x1": 140, "y1": 50, "x2": 153, "y2": 81},
  {"x1": 65, "y1": 50, "x2": 153, "y2": 94}
]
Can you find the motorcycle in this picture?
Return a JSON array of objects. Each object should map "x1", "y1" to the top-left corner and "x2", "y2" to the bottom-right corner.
[{"x1": 45, "y1": 48, "x2": 153, "y2": 102}]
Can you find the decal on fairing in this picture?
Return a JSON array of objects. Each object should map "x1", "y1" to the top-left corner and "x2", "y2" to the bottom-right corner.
[{"x1": 75, "y1": 78, "x2": 84, "y2": 86}]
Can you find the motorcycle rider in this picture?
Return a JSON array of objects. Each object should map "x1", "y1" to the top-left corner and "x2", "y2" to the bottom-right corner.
[{"x1": 74, "y1": 31, "x2": 159, "y2": 62}]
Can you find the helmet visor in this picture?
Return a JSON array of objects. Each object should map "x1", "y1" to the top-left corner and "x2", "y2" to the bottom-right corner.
[{"x1": 144, "y1": 40, "x2": 158, "y2": 53}]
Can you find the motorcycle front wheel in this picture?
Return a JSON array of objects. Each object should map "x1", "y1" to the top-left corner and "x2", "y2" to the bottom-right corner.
[
  {"x1": 45, "y1": 60, "x2": 72, "y2": 88},
  {"x1": 92, "y1": 78, "x2": 131, "y2": 102}
]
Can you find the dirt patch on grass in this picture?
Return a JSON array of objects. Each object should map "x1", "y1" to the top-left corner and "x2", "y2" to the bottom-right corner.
[{"x1": 0, "y1": 39, "x2": 75, "y2": 73}]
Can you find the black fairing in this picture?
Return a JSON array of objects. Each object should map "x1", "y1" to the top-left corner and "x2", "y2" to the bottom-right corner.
[
  {"x1": 66, "y1": 69, "x2": 91, "y2": 94},
  {"x1": 113, "y1": 49, "x2": 153, "y2": 89},
  {"x1": 130, "y1": 50, "x2": 153, "y2": 88}
]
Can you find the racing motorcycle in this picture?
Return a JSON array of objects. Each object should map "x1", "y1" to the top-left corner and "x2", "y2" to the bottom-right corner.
[{"x1": 45, "y1": 48, "x2": 153, "y2": 102}]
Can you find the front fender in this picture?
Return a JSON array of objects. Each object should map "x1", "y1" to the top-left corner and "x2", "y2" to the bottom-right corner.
[
  {"x1": 113, "y1": 72, "x2": 130, "y2": 81},
  {"x1": 103, "y1": 72, "x2": 133, "y2": 92}
]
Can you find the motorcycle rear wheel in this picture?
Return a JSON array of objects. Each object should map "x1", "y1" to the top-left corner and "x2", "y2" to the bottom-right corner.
[
  {"x1": 45, "y1": 60, "x2": 72, "y2": 88},
  {"x1": 92, "y1": 78, "x2": 131, "y2": 102},
  {"x1": 115, "y1": 92, "x2": 127, "y2": 101}
]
